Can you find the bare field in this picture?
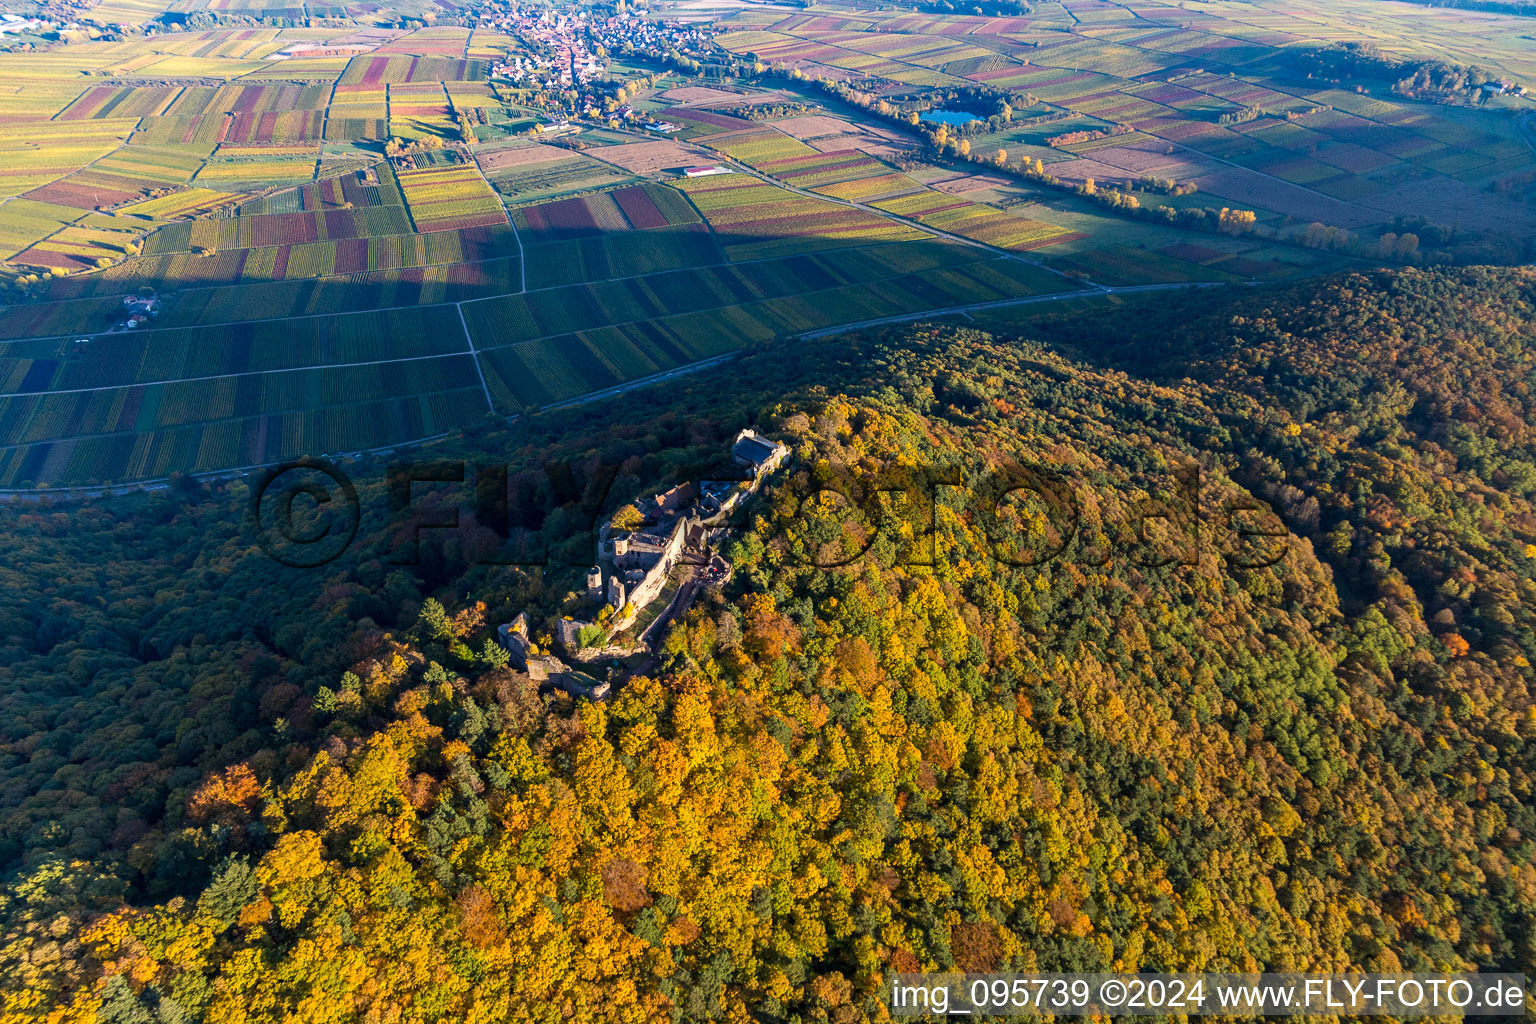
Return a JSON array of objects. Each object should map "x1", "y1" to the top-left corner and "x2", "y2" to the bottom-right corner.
[
  {"x1": 927, "y1": 171, "x2": 1013, "y2": 195},
  {"x1": 807, "y1": 134, "x2": 910, "y2": 159},
  {"x1": 584, "y1": 140, "x2": 706, "y2": 174},
  {"x1": 770, "y1": 115, "x2": 868, "y2": 140},
  {"x1": 659, "y1": 86, "x2": 771, "y2": 105},
  {"x1": 1362, "y1": 177, "x2": 1536, "y2": 235},
  {"x1": 477, "y1": 144, "x2": 575, "y2": 174},
  {"x1": 1188, "y1": 168, "x2": 1382, "y2": 229}
]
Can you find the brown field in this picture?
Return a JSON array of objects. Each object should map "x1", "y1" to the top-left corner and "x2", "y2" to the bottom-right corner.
[
  {"x1": 762, "y1": 115, "x2": 861, "y2": 140},
  {"x1": 807, "y1": 134, "x2": 909, "y2": 159},
  {"x1": 926, "y1": 171, "x2": 1013, "y2": 195},
  {"x1": 775, "y1": 117, "x2": 911, "y2": 158},
  {"x1": 1064, "y1": 139, "x2": 1206, "y2": 177},
  {"x1": 1188, "y1": 168, "x2": 1380, "y2": 228},
  {"x1": 1020, "y1": 155, "x2": 1142, "y2": 184},
  {"x1": 1360, "y1": 177, "x2": 1536, "y2": 234},
  {"x1": 659, "y1": 86, "x2": 760, "y2": 104},
  {"x1": 585, "y1": 139, "x2": 705, "y2": 174},
  {"x1": 476, "y1": 143, "x2": 576, "y2": 174}
]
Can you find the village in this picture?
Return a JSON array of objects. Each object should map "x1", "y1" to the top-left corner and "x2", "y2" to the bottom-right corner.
[
  {"x1": 496, "y1": 427, "x2": 788, "y2": 701},
  {"x1": 485, "y1": 4, "x2": 712, "y2": 91}
]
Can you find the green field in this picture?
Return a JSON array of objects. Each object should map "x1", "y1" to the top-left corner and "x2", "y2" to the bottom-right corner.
[
  {"x1": 0, "y1": 305, "x2": 485, "y2": 487},
  {"x1": 465, "y1": 238, "x2": 1074, "y2": 408}
]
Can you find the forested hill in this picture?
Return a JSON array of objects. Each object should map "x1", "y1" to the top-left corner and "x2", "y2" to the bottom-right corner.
[{"x1": 4, "y1": 268, "x2": 1535, "y2": 1022}]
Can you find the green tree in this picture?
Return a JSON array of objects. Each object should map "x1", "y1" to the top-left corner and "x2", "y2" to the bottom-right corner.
[
  {"x1": 479, "y1": 638, "x2": 510, "y2": 669},
  {"x1": 419, "y1": 599, "x2": 453, "y2": 642}
]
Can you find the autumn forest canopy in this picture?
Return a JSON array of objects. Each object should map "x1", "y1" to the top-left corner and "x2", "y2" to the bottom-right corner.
[{"x1": 2, "y1": 267, "x2": 1535, "y2": 1021}]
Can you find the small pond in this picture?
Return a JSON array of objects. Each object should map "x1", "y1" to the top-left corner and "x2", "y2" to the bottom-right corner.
[{"x1": 919, "y1": 109, "x2": 984, "y2": 126}]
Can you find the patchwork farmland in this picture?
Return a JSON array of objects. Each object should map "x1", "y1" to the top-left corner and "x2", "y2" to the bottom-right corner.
[
  {"x1": 1, "y1": 0, "x2": 1535, "y2": 486},
  {"x1": 710, "y1": 0, "x2": 1536, "y2": 241}
]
